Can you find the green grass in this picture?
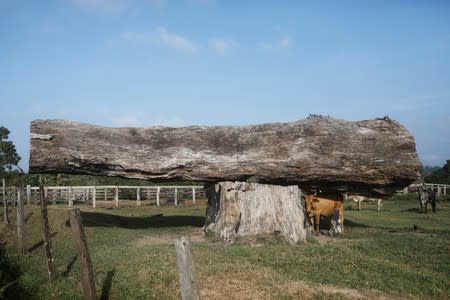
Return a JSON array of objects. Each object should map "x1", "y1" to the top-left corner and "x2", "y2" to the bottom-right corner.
[{"x1": 1, "y1": 194, "x2": 450, "y2": 299}]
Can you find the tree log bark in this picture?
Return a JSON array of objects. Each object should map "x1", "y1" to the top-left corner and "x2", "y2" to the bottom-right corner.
[
  {"x1": 29, "y1": 116, "x2": 421, "y2": 196},
  {"x1": 204, "y1": 182, "x2": 306, "y2": 244}
]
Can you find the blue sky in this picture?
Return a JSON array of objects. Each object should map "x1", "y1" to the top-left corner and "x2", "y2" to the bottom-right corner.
[{"x1": 1, "y1": 0, "x2": 449, "y2": 171}]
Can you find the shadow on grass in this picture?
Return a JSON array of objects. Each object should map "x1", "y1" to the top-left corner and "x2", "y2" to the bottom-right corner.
[
  {"x1": 62, "y1": 254, "x2": 78, "y2": 277},
  {"x1": 344, "y1": 219, "x2": 371, "y2": 228},
  {"x1": 100, "y1": 269, "x2": 115, "y2": 300},
  {"x1": 28, "y1": 232, "x2": 58, "y2": 253},
  {"x1": 0, "y1": 244, "x2": 30, "y2": 299},
  {"x1": 65, "y1": 212, "x2": 205, "y2": 229},
  {"x1": 24, "y1": 212, "x2": 34, "y2": 223}
]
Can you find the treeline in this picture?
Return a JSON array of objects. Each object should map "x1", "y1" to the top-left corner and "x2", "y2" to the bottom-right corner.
[{"x1": 424, "y1": 160, "x2": 450, "y2": 184}]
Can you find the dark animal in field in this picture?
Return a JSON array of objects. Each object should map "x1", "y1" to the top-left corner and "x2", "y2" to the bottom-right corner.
[
  {"x1": 304, "y1": 193, "x2": 344, "y2": 235},
  {"x1": 418, "y1": 188, "x2": 436, "y2": 213}
]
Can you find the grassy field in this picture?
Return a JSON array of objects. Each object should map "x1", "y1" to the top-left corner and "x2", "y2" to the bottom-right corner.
[{"x1": 1, "y1": 194, "x2": 449, "y2": 299}]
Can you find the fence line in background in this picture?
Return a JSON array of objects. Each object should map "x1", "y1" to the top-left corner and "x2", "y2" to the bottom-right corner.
[
  {"x1": 1, "y1": 184, "x2": 205, "y2": 208},
  {"x1": 408, "y1": 183, "x2": 449, "y2": 196}
]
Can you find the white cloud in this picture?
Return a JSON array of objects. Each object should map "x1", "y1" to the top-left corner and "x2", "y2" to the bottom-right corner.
[
  {"x1": 69, "y1": 0, "x2": 129, "y2": 14},
  {"x1": 209, "y1": 37, "x2": 236, "y2": 55},
  {"x1": 155, "y1": 27, "x2": 196, "y2": 52},
  {"x1": 114, "y1": 114, "x2": 145, "y2": 127},
  {"x1": 259, "y1": 34, "x2": 293, "y2": 51}
]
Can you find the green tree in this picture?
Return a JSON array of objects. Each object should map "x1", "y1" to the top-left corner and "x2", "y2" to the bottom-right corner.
[
  {"x1": 0, "y1": 126, "x2": 22, "y2": 178},
  {"x1": 424, "y1": 160, "x2": 450, "y2": 184}
]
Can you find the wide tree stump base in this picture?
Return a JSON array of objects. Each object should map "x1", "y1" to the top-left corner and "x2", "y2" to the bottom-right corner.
[{"x1": 204, "y1": 182, "x2": 306, "y2": 244}]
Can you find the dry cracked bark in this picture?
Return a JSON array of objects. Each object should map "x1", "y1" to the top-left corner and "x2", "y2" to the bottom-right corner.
[{"x1": 29, "y1": 116, "x2": 421, "y2": 197}]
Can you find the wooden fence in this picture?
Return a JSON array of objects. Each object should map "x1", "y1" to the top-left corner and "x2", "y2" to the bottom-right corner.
[
  {"x1": 1, "y1": 185, "x2": 205, "y2": 208},
  {"x1": 407, "y1": 183, "x2": 449, "y2": 196}
]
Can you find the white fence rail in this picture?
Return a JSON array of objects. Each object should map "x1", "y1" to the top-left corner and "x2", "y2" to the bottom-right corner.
[
  {"x1": 1, "y1": 185, "x2": 205, "y2": 208},
  {"x1": 407, "y1": 183, "x2": 449, "y2": 196}
]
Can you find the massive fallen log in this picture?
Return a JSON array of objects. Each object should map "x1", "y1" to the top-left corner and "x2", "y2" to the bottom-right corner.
[{"x1": 29, "y1": 116, "x2": 421, "y2": 196}]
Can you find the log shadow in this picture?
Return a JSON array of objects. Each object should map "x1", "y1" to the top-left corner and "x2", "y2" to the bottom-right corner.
[
  {"x1": 344, "y1": 219, "x2": 371, "y2": 228},
  {"x1": 100, "y1": 269, "x2": 116, "y2": 300},
  {"x1": 28, "y1": 232, "x2": 58, "y2": 253},
  {"x1": 65, "y1": 212, "x2": 205, "y2": 229},
  {"x1": 62, "y1": 254, "x2": 78, "y2": 277}
]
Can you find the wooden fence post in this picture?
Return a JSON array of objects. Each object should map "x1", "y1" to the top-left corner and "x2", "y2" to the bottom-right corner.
[
  {"x1": 26, "y1": 185, "x2": 31, "y2": 205},
  {"x1": 156, "y1": 187, "x2": 160, "y2": 206},
  {"x1": 68, "y1": 186, "x2": 73, "y2": 207},
  {"x1": 115, "y1": 187, "x2": 119, "y2": 207},
  {"x1": 68, "y1": 208, "x2": 98, "y2": 300},
  {"x1": 174, "y1": 188, "x2": 178, "y2": 206},
  {"x1": 16, "y1": 189, "x2": 26, "y2": 255},
  {"x1": 192, "y1": 187, "x2": 196, "y2": 204},
  {"x1": 92, "y1": 187, "x2": 96, "y2": 208},
  {"x1": 136, "y1": 187, "x2": 141, "y2": 206},
  {"x1": 175, "y1": 236, "x2": 200, "y2": 300},
  {"x1": 2, "y1": 178, "x2": 8, "y2": 225},
  {"x1": 40, "y1": 186, "x2": 56, "y2": 282}
]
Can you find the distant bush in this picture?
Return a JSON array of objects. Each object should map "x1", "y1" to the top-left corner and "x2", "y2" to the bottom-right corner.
[{"x1": 425, "y1": 160, "x2": 450, "y2": 184}]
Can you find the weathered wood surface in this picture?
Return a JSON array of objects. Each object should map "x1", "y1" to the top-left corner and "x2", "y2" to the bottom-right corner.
[
  {"x1": 40, "y1": 186, "x2": 57, "y2": 282},
  {"x1": 174, "y1": 236, "x2": 200, "y2": 300},
  {"x1": 16, "y1": 189, "x2": 26, "y2": 254},
  {"x1": 29, "y1": 116, "x2": 421, "y2": 196},
  {"x1": 68, "y1": 208, "x2": 97, "y2": 300},
  {"x1": 205, "y1": 182, "x2": 306, "y2": 244}
]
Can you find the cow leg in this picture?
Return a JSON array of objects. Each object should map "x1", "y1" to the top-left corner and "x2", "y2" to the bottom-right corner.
[
  {"x1": 357, "y1": 200, "x2": 361, "y2": 211},
  {"x1": 424, "y1": 202, "x2": 428, "y2": 214},
  {"x1": 314, "y1": 213, "x2": 320, "y2": 235}
]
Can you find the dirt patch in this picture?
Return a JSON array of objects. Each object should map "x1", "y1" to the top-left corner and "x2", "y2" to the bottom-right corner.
[
  {"x1": 199, "y1": 263, "x2": 396, "y2": 300},
  {"x1": 132, "y1": 228, "x2": 207, "y2": 246},
  {"x1": 310, "y1": 232, "x2": 343, "y2": 245}
]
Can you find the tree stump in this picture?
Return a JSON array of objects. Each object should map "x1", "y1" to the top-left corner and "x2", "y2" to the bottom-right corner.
[{"x1": 204, "y1": 182, "x2": 306, "y2": 244}]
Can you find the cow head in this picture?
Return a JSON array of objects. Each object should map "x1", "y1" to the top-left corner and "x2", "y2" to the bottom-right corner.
[{"x1": 304, "y1": 194, "x2": 319, "y2": 217}]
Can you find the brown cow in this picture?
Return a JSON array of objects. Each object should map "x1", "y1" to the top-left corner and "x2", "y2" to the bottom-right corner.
[{"x1": 304, "y1": 193, "x2": 344, "y2": 235}]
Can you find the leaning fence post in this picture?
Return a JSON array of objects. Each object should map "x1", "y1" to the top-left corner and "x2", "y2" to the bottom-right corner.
[
  {"x1": 40, "y1": 186, "x2": 56, "y2": 282},
  {"x1": 175, "y1": 236, "x2": 200, "y2": 300},
  {"x1": 68, "y1": 208, "x2": 97, "y2": 300},
  {"x1": 16, "y1": 189, "x2": 26, "y2": 255},
  {"x1": 3, "y1": 178, "x2": 9, "y2": 225}
]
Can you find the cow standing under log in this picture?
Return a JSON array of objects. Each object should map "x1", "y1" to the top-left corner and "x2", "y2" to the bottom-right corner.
[{"x1": 304, "y1": 193, "x2": 344, "y2": 235}]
